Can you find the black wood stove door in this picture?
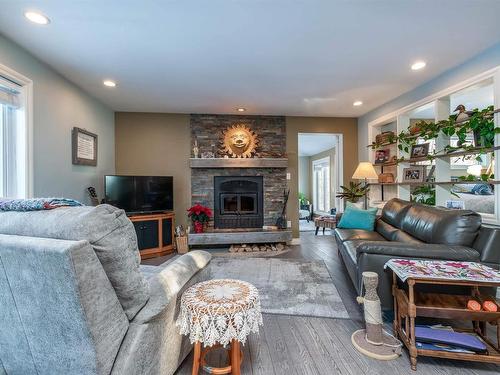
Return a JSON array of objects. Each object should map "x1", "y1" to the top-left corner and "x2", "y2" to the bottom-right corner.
[{"x1": 214, "y1": 176, "x2": 263, "y2": 229}]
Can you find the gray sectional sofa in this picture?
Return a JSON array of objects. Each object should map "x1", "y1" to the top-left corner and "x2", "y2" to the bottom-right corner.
[
  {"x1": 335, "y1": 198, "x2": 500, "y2": 310},
  {"x1": 0, "y1": 204, "x2": 212, "y2": 375}
]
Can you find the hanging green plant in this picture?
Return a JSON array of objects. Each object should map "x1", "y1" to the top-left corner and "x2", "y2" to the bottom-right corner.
[{"x1": 369, "y1": 106, "x2": 499, "y2": 160}]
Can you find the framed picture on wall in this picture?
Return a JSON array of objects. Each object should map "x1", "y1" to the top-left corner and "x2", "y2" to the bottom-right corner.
[{"x1": 72, "y1": 127, "x2": 98, "y2": 166}]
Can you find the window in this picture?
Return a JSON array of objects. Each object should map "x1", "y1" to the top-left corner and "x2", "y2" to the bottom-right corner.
[
  {"x1": 313, "y1": 157, "x2": 330, "y2": 213},
  {"x1": 0, "y1": 76, "x2": 27, "y2": 198}
]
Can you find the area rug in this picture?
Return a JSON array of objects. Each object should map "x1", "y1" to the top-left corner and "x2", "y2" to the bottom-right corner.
[{"x1": 210, "y1": 257, "x2": 349, "y2": 319}]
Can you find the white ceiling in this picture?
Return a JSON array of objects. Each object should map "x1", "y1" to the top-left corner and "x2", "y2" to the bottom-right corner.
[
  {"x1": 0, "y1": 1, "x2": 499, "y2": 117},
  {"x1": 298, "y1": 133, "x2": 337, "y2": 156}
]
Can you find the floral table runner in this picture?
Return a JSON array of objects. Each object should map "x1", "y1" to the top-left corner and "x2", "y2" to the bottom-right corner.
[{"x1": 385, "y1": 259, "x2": 500, "y2": 283}]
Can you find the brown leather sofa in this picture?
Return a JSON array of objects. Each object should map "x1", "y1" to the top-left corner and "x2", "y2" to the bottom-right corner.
[{"x1": 334, "y1": 198, "x2": 500, "y2": 310}]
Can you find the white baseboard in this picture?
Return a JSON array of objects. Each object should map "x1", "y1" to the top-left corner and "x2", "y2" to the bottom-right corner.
[{"x1": 290, "y1": 238, "x2": 301, "y2": 245}]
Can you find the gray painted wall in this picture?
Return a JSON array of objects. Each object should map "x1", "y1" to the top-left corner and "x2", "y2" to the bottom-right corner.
[
  {"x1": 358, "y1": 42, "x2": 500, "y2": 161},
  {"x1": 0, "y1": 34, "x2": 115, "y2": 204},
  {"x1": 298, "y1": 156, "x2": 310, "y2": 200}
]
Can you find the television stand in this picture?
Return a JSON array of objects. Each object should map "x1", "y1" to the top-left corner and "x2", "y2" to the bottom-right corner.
[{"x1": 129, "y1": 212, "x2": 175, "y2": 259}]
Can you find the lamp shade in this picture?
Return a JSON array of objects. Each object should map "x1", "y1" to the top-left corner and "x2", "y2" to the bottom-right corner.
[{"x1": 352, "y1": 162, "x2": 379, "y2": 180}]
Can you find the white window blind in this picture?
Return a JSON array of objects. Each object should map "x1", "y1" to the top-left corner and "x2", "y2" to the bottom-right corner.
[
  {"x1": 313, "y1": 157, "x2": 331, "y2": 213},
  {"x1": 0, "y1": 76, "x2": 25, "y2": 198}
]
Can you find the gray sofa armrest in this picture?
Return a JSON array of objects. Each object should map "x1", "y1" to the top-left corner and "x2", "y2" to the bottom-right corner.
[
  {"x1": 133, "y1": 250, "x2": 212, "y2": 324},
  {"x1": 356, "y1": 241, "x2": 480, "y2": 261}
]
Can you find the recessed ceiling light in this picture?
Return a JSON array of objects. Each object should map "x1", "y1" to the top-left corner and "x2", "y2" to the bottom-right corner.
[
  {"x1": 353, "y1": 101, "x2": 363, "y2": 106},
  {"x1": 237, "y1": 107, "x2": 246, "y2": 112},
  {"x1": 24, "y1": 11, "x2": 50, "y2": 25},
  {"x1": 103, "y1": 80, "x2": 117, "y2": 87},
  {"x1": 411, "y1": 61, "x2": 426, "y2": 71}
]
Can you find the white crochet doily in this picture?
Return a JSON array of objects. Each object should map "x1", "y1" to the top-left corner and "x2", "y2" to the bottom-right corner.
[{"x1": 176, "y1": 279, "x2": 263, "y2": 347}]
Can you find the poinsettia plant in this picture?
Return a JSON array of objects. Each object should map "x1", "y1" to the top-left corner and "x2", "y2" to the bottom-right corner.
[{"x1": 187, "y1": 204, "x2": 213, "y2": 223}]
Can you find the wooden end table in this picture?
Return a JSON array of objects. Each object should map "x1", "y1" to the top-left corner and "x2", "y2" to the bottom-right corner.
[
  {"x1": 386, "y1": 259, "x2": 500, "y2": 371},
  {"x1": 176, "y1": 279, "x2": 263, "y2": 375},
  {"x1": 314, "y1": 216, "x2": 336, "y2": 235}
]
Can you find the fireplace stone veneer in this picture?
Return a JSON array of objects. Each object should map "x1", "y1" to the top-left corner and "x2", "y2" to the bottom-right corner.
[{"x1": 190, "y1": 114, "x2": 287, "y2": 229}]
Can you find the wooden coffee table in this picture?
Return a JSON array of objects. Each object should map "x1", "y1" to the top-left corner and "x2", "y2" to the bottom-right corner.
[
  {"x1": 314, "y1": 216, "x2": 336, "y2": 235},
  {"x1": 386, "y1": 259, "x2": 500, "y2": 371}
]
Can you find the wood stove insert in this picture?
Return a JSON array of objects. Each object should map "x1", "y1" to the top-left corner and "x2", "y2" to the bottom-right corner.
[{"x1": 214, "y1": 176, "x2": 264, "y2": 229}]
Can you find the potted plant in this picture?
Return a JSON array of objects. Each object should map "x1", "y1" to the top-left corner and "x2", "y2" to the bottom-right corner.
[
  {"x1": 187, "y1": 204, "x2": 212, "y2": 233},
  {"x1": 298, "y1": 192, "x2": 309, "y2": 206},
  {"x1": 336, "y1": 181, "x2": 370, "y2": 208}
]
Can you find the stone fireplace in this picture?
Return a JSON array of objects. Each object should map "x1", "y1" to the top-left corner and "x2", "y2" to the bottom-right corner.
[
  {"x1": 190, "y1": 114, "x2": 287, "y2": 230},
  {"x1": 214, "y1": 176, "x2": 264, "y2": 229}
]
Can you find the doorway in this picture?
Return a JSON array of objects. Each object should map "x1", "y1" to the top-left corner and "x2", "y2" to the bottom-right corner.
[{"x1": 298, "y1": 133, "x2": 343, "y2": 232}]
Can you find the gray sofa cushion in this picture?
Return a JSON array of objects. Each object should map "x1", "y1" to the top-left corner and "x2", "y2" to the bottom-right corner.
[
  {"x1": 0, "y1": 235, "x2": 129, "y2": 375},
  {"x1": 0, "y1": 204, "x2": 149, "y2": 320},
  {"x1": 134, "y1": 250, "x2": 212, "y2": 324},
  {"x1": 401, "y1": 204, "x2": 481, "y2": 247},
  {"x1": 113, "y1": 251, "x2": 212, "y2": 375}
]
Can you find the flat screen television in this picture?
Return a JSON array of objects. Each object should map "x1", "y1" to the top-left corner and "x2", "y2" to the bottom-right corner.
[{"x1": 104, "y1": 175, "x2": 173, "y2": 214}]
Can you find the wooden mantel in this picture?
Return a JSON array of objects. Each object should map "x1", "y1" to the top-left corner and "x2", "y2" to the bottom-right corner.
[{"x1": 189, "y1": 158, "x2": 288, "y2": 168}]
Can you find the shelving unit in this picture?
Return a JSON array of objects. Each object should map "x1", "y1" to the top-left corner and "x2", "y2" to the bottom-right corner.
[
  {"x1": 371, "y1": 146, "x2": 500, "y2": 167},
  {"x1": 369, "y1": 180, "x2": 500, "y2": 186},
  {"x1": 365, "y1": 70, "x2": 500, "y2": 222}
]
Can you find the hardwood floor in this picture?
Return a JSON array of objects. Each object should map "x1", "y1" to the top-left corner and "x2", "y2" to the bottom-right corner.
[{"x1": 150, "y1": 231, "x2": 500, "y2": 374}]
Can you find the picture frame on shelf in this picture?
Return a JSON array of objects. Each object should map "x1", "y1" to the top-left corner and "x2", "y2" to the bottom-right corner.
[
  {"x1": 445, "y1": 200, "x2": 465, "y2": 210},
  {"x1": 374, "y1": 149, "x2": 390, "y2": 164},
  {"x1": 410, "y1": 143, "x2": 430, "y2": 159},
  {"x1": 402, "y1": 166, "x2": 426, "y2": 183}
]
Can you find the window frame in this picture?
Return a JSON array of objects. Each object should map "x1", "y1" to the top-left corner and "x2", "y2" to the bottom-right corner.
[
  {"x1": 0, "y1": 63, "x2": 33, "y2": 198},
  {"x1": 312, "y1": 156, "x2": 331, "y2": 214}
]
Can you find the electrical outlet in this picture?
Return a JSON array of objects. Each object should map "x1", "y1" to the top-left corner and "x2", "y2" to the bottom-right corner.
[
  {"x1": 286, "y1": 172, "x2": 291, "y2": 180},
  {"x1": 287, "y1": 220, "x2": 292, "y2": 228}
]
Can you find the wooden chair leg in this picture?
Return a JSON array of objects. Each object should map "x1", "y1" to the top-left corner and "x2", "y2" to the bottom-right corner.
[
  {"x1": 192, "y1": 341, "x2": 201, "y2": 375},
  {"x1": 231, "y1": 339, "x2": 241, "y2": 375}
]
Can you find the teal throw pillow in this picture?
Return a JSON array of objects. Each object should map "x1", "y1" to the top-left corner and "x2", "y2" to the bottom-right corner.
[{"x1": 337, "y1": 205, "x2": 378, "y2": 231}]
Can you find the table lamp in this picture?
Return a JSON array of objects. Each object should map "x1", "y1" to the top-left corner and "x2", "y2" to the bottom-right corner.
[{"x1": 352, "y1": 162, "x2": 379, "y2": 209}]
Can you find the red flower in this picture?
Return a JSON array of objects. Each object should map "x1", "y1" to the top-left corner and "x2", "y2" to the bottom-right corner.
[{"x1": 187, "y1": 203, "x2": 213, "y2": 223}]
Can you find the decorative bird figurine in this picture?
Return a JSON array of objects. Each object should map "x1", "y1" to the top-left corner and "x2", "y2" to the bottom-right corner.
[{"x1": 453, "y1": 104, "x2": 475, "y2": 123}]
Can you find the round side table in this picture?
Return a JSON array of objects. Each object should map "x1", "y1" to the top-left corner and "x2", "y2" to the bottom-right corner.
[{"x1": 176, "y1": 279, "x2": 263, "y2": 375}]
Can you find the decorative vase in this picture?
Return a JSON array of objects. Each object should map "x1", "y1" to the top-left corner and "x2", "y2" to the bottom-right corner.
[{"x1": 193, "y1": 221, "x2": 204, "y2": 233}]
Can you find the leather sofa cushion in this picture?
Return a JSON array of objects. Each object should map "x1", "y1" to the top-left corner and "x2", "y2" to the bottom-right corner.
[
  {"x1": 342, "y1": 240, "x2": 361, "y2": 264},
  {"x1": 392, "y1": 230, "x2": 424, "y2": 244},
  {"x1": 473, "y1": 226, "x2": 500, "y2": 265},
  {"x1": 334, "y1": 228, "x2": 386, "y2": 242},
  {"x1": 375, "y1": 219, "x2": 399, "y2": 240},
  {"x1": 380, "y1": 198, "x2": 413, "y2": 228},
  {"x1": 401, "y1": 204, "x2": 481, "y2": 246},
  {"x1": 356, "y1": 241, "x2": 480, "y2": 261}
]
